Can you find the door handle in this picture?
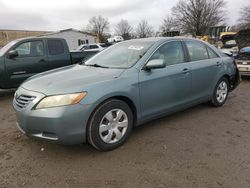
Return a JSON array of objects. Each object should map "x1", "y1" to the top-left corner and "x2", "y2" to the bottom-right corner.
[
  {"x1": 182, "y1": 68, "x2": 190, "y2": 74},
  {"x1": 13, "y1": 71, "x2": 26, "y2": 75},
  {"x1": 39, "y1": 59, "x2": 46, "y2": 63}
]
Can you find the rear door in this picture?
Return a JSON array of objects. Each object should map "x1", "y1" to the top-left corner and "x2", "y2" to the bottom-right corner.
[
  {"x1": 5, "y1": 40, "x2": 47, "y2": 87},
  {"x1": 139, "y1": 41, "x2": 192, "y2": 120},
  {"x1": 184, "y1": 40, "x2": 222, "y2": 101},
  {"x1": 46, "y1": 39, "x2": 71, "y2": 70}
]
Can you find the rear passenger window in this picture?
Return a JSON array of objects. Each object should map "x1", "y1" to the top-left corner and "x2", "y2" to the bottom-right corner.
[
  {"x1": 186, "y1": 41, "x2": 209, "y2": 61},
  {"x1": 207, "y1": 47, "x2": 219, "y2": 59},
  {"x1": 149, "y1": 41, "x2": 185, "y2": 66},
  {"x1": 48, "y1": 40, "x2": 65, "y2": 55}
]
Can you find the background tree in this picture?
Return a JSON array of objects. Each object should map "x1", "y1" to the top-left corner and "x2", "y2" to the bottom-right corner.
[
  {"x1": 171, "y1": 0, "x2": 226, "y2": 36},
  {"x1": 159, "y1": 16, "x2": 179, "y2": 36},
  {"x1": 238, "y1": 5, "x2": 250, "y2": 29},
  {"x1": 87, "y1": 15, "x2": 110, "y2": 42},
  {"x1": 115, "y1": 19, "x2": 133, "y2": 40},
  {"x1": 136, "y1": 20, "x2": 154, "y2": 38}
]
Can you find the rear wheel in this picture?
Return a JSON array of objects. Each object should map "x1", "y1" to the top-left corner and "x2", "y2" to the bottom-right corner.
[
  {"x1": 87, "y1": 99, "x2": 133, "y2": 151},
  {"x1": 210, "y1": 77, "x2": 229, "y2": 107}
]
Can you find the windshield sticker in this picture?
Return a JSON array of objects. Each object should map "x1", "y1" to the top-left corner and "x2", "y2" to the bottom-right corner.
[{"x1": 128, "y1": 46, "x2": 144, "y2": 51}]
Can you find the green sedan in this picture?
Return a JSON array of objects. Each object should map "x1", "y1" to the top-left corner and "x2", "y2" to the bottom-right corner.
[{"x1": 13, "y1": 37, "x2": 240, "y2": 151}]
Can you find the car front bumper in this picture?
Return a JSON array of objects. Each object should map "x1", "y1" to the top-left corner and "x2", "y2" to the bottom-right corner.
[{"x1": 13, "y1": 87, "x2": 93, "y2": 145}]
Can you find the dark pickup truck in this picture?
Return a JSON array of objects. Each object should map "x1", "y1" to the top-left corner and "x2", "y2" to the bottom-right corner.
[{"x1": 0, "y1": 37, "x2": 98, "y2": 89}]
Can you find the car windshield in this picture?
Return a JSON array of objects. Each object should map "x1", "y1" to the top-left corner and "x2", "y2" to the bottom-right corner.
[
  {"x1": 84, "y1": 40, "x2": 154, "y2": 68},
  {"x1": 240, "y1": 47, "x2": 250, "y2": 53},
  {"x1": 0, "y1": 40, "x2": 17, "y2": 56}
]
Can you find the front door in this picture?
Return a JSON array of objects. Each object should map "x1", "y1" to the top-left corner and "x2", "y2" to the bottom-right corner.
[
  {"x1": 139, "y1": 41, "x2": 192, "y2": 121},
  {"x1": 5, "y1": 40, "x2": 47, "y2": 88}
]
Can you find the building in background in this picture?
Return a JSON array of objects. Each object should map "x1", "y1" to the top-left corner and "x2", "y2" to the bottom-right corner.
[
  {"x1": 43, "y1": 28, "x2": 98, "y2": 50},
  {"x1": 0, "y1": 29, "x2": 49, "y2": 48},
  {"x1": 0, "y1": 28, "x2": 98, "y2": 50}
]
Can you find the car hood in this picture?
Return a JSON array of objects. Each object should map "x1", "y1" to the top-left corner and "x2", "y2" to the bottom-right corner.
[{"x1": 21, "y1": 64, "x2": 125, "y2": 95}]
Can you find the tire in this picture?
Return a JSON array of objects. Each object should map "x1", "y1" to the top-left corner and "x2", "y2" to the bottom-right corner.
[
  {"x1": 87, "y1": 99, "x2": 133, "y2": 151},
  {"x1": 210, "y1": 77, "x2": 229, "y2": 107}
]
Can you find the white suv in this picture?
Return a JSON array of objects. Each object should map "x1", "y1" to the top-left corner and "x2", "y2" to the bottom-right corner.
[
  {"x1": 77, "y1": 43, "x2": 107, "y2": 52},
  {"x1": 107, "y1": 36, "x2": 124, "y2": 43}
]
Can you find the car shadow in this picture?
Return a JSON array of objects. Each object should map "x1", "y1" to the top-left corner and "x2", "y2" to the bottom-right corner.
[
  {"x1": 241, "y1": 76, "x2": 250, "y2": 81},
  {"x1": 0, "y1": 89, "x2": 15, "y2": 99},
  {"x1": 132, "y1": 103, "x2": 207, "y2": 136},
  {"x1": 0, "y1": 89, "x2": 16, "y2": 97}
]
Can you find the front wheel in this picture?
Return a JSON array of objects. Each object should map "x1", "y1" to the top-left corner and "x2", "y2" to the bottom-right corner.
[
  {"x1": 87, "y1": 99, "x2": 133, "y2": 151},
  {"x1": 210, "y1": 77, "x2": 229, "y2": 107}
]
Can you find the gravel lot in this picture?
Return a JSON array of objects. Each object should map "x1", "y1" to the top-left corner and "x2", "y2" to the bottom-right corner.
[{"x1": 0, "y1": 79, "x2": 250, "y2": 188}]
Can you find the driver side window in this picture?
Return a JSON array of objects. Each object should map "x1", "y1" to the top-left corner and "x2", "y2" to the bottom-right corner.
[
  {"x1": 149, "y1": 41, "x2": 185, "y2": 66},
  {"x1": 15, "y1": 41, "x2": 44, "y2": 57}
]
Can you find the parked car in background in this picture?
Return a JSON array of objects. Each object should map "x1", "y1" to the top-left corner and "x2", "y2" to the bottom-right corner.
[
  {"x1": 235, "y1": 29, "x2": 250, "y2": 76},
  {"x1": 0, "y1": 37, "x2": 96, "y2": 89},
  {"x1": 13, "y1": 37, "x2": 240, "y2": 151},
  {"x1": 107, "y1": 36, "x2": 124, "y2": 43},
  {"x1": 219, "y1": 34, "x2": 238, "y2": 56},
  {"x1": 76, "y1": 43, "x2": 107, "y2": 52}
]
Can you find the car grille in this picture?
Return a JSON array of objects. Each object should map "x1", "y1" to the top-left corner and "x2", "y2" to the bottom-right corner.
[{"x1": 14, "y1": 95, "x2": 36, "y2": 109}]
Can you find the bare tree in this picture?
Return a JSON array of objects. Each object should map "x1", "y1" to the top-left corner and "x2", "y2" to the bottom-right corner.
[
  {"x1": 238, "y1": 5, "x2": 250, "y2": 29},
  {"x1": 159, "y1": 16, "x2": 179, "y2": 36},
  {"x1": 136, "y1": 20, "x2": 154, "y2": 38},
  {"x1": 115, "y1": 19, "x2": 133, "y2": 40},
  {"x1": 171, "y1": 0, "x2": 226, "y2": 36},
  {"x1": 87, "y1": 15, "x2": 110, "y2": 42}
]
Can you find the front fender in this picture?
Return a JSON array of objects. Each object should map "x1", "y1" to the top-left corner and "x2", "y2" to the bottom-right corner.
[{"x1": 79, "y1": 69, "x2": 141, "y2": 123}]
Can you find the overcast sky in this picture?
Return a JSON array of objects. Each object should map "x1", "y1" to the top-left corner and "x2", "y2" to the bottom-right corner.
[{"x1": 0, "y1": 0, "x2": 246, "y2": 33}]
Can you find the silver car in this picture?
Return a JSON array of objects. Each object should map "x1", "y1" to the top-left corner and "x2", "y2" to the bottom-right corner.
[{"x1": 13, "y1": 37, "x2": 240, "y2": 151}]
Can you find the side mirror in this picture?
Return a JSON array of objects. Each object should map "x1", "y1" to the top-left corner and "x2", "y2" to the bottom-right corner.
[
  {"x1": 144, "y1": 59, "x2": 166, "y2": 70},
  {"x1": 7, "y1": 50, "x2": 18, "y2": 59}
]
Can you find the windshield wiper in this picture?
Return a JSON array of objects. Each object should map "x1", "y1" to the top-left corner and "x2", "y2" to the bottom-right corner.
[{"x1": 85, "y1": 64, "x2": 109, "y2": 68}]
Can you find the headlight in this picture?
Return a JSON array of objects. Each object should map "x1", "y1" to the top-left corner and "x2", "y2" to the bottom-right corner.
[{"x1": 35, "y1": 92, "x2": 87, "y2": 109}]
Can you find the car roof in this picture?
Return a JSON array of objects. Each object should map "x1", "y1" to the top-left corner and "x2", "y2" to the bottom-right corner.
[
  {"x1": 11, "y1": 36, "x2": 65, "y2": 42},
  {"x1": 121, "y1": 37, "x2": 205, "y2": 44}
]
